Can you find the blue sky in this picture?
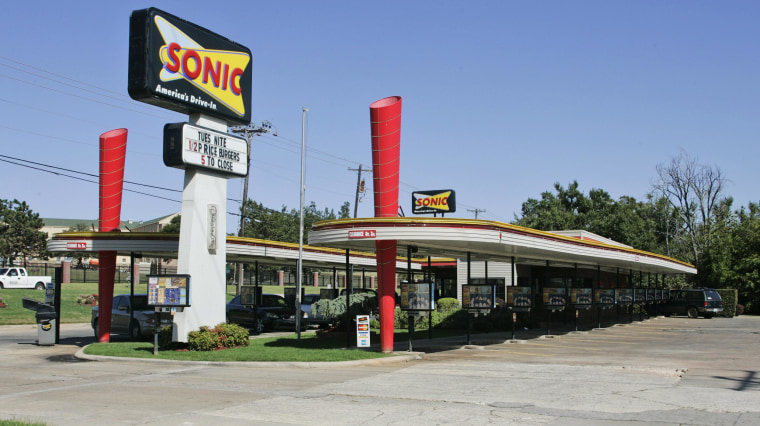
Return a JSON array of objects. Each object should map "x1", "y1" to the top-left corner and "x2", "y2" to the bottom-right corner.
[{"x1": 1, "y1": 1, "x2": 758, "y2": 234}]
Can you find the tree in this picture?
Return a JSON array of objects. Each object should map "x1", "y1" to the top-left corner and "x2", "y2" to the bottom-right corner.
[
  {"x1": 339, "y1": 201, "x2": 351, "y2": 219},
  {"x1": 726, "y1": 203, "x2": 760, "y2": 314},
  {"x1": 514, "y1": 181, "x2": 591, "y2": 231},
  {"x1": 653, "y1": 150, "x2": 727, "y2": 274},
  {"x1": 240, "y1": 199, "x2": 350, "y2": 243},
  {"x1": 161, "y1": 215, "x2": 181, "y2": 233},
  {"x1": 0, "y1": 199, "x2": 48, "y2": 265}
]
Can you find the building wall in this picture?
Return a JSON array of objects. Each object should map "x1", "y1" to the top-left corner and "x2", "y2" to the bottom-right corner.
[{"x1": 456, "y1": 259, "x2": 516, "y2": 303}]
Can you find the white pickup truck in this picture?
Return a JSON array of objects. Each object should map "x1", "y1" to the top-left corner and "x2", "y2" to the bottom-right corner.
[{"x1": 0, "y1": 267, "x2": 51, "y2": 290}]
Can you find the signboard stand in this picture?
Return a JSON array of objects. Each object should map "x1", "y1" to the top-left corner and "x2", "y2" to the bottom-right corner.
[
  {"x1": 400, "y1": 282, "x2": 435, "y2": 352},
  {"x1": 154, "y1": 311, "x2": 161, "y2": 355},
  {"x1": 356, "y1": 315, "x2": 371, "y2": 348},
  {"x1": 543, "y1": 288, "x2": 568, "y2": 336},
  {"x1": 507, "y1": 287, "x2": 532, "y2": 341},
  {"x1": 408, "y1": 313, "x2": 415, "y2": 352},
  {"x1": 128, "y1": 8, "x2": 252, "y2": 343},
  {"x1": 462, "y1": 284, "x2": 496, "y2": 346}
]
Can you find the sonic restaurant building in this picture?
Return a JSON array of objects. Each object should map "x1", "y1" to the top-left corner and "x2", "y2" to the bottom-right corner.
[
  {"x1": 49, "y1": 217, "x2": 695, "y2": 310},
  {"x1": 48, "y1": 217, "x2": 694, "y2": 292},
  {"x1": 307, "y1": 217, "x2": 697, "y2": 309}
]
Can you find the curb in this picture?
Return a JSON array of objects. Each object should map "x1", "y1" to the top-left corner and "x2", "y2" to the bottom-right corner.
[{"x1": 74, "y1": 345, "x2": 422, "y2": 368}]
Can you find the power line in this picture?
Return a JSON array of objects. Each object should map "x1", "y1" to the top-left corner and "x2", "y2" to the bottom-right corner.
[
  {"x1": 0, "y1": 154, "x2": 242, "y2": 204},
  {"x1": 467, "y1": 208, "x2": 486, "y2": 219}
]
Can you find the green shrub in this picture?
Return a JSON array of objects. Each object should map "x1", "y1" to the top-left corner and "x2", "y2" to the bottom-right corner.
[
  {"x1": 394, "y1": 306, "x2": 469, "y2": 330},
  {"x1": 188, "y1": 329, "x2": 218, "y2": 351},
  {"x1": 312, "y1": 293, "x2": 378, "y2": 327},
  {"x1": 187, "y1": 323, "x2": 250, "y2": 351},
  {"x1": 717, "y1": 288, "x2": 738, "y2": 317},
  {"x1": 436, "y1": 297, "x2": 460, "y2": 314}
]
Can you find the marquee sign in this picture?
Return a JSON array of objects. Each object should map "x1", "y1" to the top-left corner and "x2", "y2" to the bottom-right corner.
[
  {"x1": 163, "y1": 122, "x2": 248, "y2": 177},
  {"x1": 412, "y1": 189, "x2": 456, "y2": 214},
  {"x1": 128, "y1": 8, "x2": 252, "y2": 124}
]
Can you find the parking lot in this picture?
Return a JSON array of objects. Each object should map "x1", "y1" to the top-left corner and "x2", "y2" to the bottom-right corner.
[{"x1": 0, "y1": 316, "x2": 758, "y2": 425}]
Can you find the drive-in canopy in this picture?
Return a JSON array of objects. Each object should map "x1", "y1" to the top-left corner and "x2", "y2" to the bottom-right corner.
[{"x1": 307, "y1": 218, "x2": 696, "y2": 276}]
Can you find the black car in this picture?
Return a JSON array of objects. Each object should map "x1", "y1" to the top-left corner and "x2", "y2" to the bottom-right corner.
[
  {"x1": 91, "y1": 294, "x2": 172, "y2": 339},
  {"x1": 662, "y1": 288, "x2": 723, "y2": 318},
  {"x1": 226, "y1": 293, "x2": 293, "y2": 333},
  {"x1": 274, "y1": 294, "x2": 330, "y2": 330}
]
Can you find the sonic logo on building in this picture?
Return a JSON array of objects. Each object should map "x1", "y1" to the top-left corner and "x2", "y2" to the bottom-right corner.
[
  {"x1": 412, "y1": 189, "x2": 456, "y2": 215},
  {"x1": 128, "y1": 8, "x2": 252, "y2": 124}
]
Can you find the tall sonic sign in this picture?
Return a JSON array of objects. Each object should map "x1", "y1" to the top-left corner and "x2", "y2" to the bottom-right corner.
[{"x1": 128, "y1": 8, "x2": 252, "y2": 124}]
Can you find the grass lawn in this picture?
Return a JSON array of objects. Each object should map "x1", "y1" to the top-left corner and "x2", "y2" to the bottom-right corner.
[
  {"x1": 83, "y1": 332, "x2": 394, "y2": 361},
  {"x1": 0, "y1": 283, "x2": 318, "y2": 325}
]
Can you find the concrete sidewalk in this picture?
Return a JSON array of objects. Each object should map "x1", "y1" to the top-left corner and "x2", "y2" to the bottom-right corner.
[{"x1": 1, "y1": 317, "x2": 759, "y2": 425}]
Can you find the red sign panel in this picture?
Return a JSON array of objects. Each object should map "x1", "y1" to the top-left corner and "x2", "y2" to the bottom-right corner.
[
  {"x1": 66, "y1": 242, "x2": 87, "y2": 250},
  {"x1": 348, "y1": 230, "x2": 377, "y2": 239}
]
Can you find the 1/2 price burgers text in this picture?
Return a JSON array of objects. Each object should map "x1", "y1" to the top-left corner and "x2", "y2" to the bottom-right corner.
[{"x1": 185, "y1": 130, "x2": 241, "y2": 172}]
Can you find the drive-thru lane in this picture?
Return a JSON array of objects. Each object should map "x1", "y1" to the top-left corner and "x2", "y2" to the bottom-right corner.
[{"x1": 0, "y1": 317, "x2": 758, "y2": 425}]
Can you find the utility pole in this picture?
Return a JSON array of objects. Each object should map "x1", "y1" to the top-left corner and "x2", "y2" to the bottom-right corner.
[
  {"x1": 468, "y1": 208, "x2": 486, "y2": 219},
  {"x1": 348, "y1": 165, "x2": 370, "y2": 218},
  {"x1": 229, "y1": 121, "x2": 275, "y2": 294}
]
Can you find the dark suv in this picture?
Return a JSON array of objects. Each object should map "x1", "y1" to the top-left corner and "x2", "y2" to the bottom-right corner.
[{"x1": 662, "y1": 288, "x2": 723, "y2": 319}]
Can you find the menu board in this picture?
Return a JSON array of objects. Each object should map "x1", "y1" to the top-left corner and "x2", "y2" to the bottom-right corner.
[
  {"x1": 617, "y1": 288, "x2": 634, "y2": 305},
  {"x1": 320, "y1": 288, "x2": 339, "y2": 300},
  {"x1": 400, "y1": 282, "x2": 435, "y2": 311},
  {"x1": 284, "y1": 287, "x2": 306, "y2": 307},
  {"x1": 595, "y1": 289, "x2": 616, "y2": 305},
  {"x1": 543, "y1": 287, "x2": 567, "y2": 308},
  {"x1": 240, "y1": 285, "x2": 261, "y2": 306},
  {"x1": 507, "y1": 286, "x2": 532, "y2": 311},
  {"x1": 462, "y1": 284, "x2": 496, "y2": 309},
  {"x1": 571, "y1": 288, "x2": 593, "y2": 306},
  {"x1": 147, "y1": 275, "x2": 190, "y2": 307}
]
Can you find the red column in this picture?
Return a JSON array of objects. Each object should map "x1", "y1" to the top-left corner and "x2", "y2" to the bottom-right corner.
[
  {"x1": 97, "y1": 129, "x2": 127, "y2": 343},
  {"x1": 370, "y1": 96, "x2": 401, "y2": 353}
]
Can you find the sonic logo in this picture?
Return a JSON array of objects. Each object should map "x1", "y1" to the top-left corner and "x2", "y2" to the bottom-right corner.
[
  {"x1": 412, "y1": 190, "x2": 455, "y2": 214},
  {"x1": 154, "y1": 16, "x2": 249, "y2": 117}
]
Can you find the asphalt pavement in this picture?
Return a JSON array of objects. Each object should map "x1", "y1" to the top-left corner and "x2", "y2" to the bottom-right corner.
[{"x1": 0, "y1": 316, "x2": 758, "y2": 425}]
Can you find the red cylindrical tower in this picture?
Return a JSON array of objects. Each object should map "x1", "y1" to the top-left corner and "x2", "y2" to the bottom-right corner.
[
  {"x1": 97, "y1": 128, "x2": 128, "y2": 343},
  {"x1": 370, "y1": 96, "x2": 401, "y2": 353}
]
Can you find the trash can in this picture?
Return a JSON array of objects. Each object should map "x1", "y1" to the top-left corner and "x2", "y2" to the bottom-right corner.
[
  {"x1": 36, "y1": 311, "x2": 57, "y2": 346},
  {"x1": 22, "y1": 298, "x2": 57, "y2": 346}
]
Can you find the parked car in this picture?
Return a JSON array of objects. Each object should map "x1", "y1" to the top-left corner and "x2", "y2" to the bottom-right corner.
[
  {"x1": 91, "y1": 294, "x2": 172, "y2": 339},
  {"x1": 301, "y1": 294, "x2": 330, "y2": 327},
  {"x1": 662, "y1": 288, "x2": 723, "y2": 319},
  {"x1": 226, "y1": 293, "x2": 293, "y2": 333},
  {"x1": 275, "y1": 294, "x2": 330, "y2": 329},
  {"x1": 0, "y1": 268, "x2": 51, "y2": 290}
]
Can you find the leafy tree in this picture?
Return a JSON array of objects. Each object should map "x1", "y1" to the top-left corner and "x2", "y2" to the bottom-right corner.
[
  {"x1": 514, "y1": 181, "x2": 662, "y2": 251},
  {"x1": 240, "y1": 199, "x2": 350, "y2": 243},
  {"x1": 719, "y1": 202, "x2": 760, "y2": 313},
  {"x1": 515, "y1": 181, "x2": 591, "y2": 231},
  {"x1": 338, "y1": 201, "x2": 351, "y2": 219},
  {"x1": 161, "y1": 215, "x2": 181, "y2": 233},
  {"x1": 0, "y1": 199, "x2": 48, "y2": 265}
]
